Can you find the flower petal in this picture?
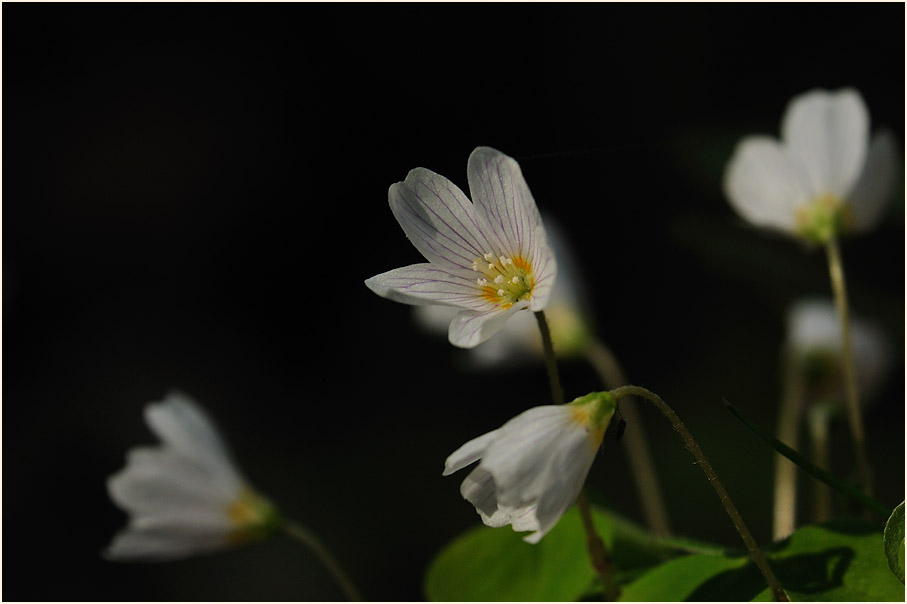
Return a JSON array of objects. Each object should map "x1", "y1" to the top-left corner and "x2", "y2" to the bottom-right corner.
[
  {"x1": 144, "y1": 392, "x2": 238, "y2": 476},
  {"x1": 388, "y1": 167, "x2": 498, "y2": 270},
  {"x1": 443, "y1": 428, "x2": 501, "y2": 476},
  {"x1": 723, "y1": 136, "x2": 812, "y2": 233},
  {"x1": 108, "y1": 447, "x2": 238, "y2": 516},
  {"x1": 782, "y1": 88, "x2": 869, "y2": 199},
  {"x1": 847, "y1": 129, "x2": 897, "y2": 233},
  {"x1": 448, "y1": 305, "x2": 524, "y2": 348},
  {"x1": 459, "y1": 466, "x2": 510, "y2": 528},
  {"x1": 467, "y1": 147, "x2": 557, "y2": 311},
  {"x1": 365, "y1": 263, "x2": 494, "y2": 310},
  {"x1": 104, "y1": 524, "x2": 230, "y2": 561}
]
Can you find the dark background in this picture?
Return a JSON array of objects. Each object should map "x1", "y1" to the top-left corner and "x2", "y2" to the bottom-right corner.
[{"x1": 4, "y1": 4, "x2": 904, "y2": 601}]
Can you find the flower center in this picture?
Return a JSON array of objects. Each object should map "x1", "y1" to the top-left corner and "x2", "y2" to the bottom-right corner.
[
  {"x1": 227, "y1": 486, "x2": 281, "y2": 543},
  {"x1": 796, "y1": 194, "x2": 845, "y2": 243},
  {"x1": 471, "y1": 252, "x2": 534, "y2": 309}
]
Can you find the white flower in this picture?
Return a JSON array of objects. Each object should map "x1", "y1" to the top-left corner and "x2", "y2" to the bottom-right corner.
[
  {"x1": 724, "y1": 88, "x2": 896, "y2": 243},
  {"x1": 105, "y1": 391, "x2": 279, "y2": 561},
  {"x1": 786, "y1": 298, "x2": 891, "y2": 404},
  {"x1": 443, "y1": 392, "x2": 616, "y2": 543},
  {"x1": 413, "y1": 216, "x2": 591, "y2": 365},
  {"x1": 365, "y1": 146, "x2": 557, "y2": 348}
]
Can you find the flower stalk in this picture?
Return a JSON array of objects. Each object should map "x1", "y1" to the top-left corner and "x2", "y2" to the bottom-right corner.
[
  {"x1": 534, "y1": 309, "x2": 616, "y2": 598},
  {"x1": 284, "y1": 521, "x2": 362, "y2": 601},
  {"x1": 610, "y1": 385, "x2": 789, "y2": 602},
  {"x1": 824, "y1": 235, "x2": 873, "y2": 496},
  {"x1": 584, "y1": 338, "x2": 672, "y2": 537}
]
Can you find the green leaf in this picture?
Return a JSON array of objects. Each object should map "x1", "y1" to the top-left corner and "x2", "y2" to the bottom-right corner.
[
  {"x1": 884, "y1": 501, "x2": 905, "y2": 584},
  {"x1": 620, "y1": 519, "x2": 905, "y2": 601},
  {"x1": 424, "y1": 506, "x2": 604, "y2": 602},
  {"x1": 425, "y1": 505, "x2": 725, "y2": 601}
]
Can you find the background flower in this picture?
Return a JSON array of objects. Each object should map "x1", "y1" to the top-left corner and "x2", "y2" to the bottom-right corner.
[
  {"x1": 723, "y1": 88, "x2": 897, "y2": 243},
  {"x1": 106, "y1": 392, "x2": 280, "y2": 561}
]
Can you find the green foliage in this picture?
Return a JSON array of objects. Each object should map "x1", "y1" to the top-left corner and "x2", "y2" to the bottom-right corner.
[
  {"x1": 425, "y1": 505, "x2": 729, "y2": 602},
  {"x1": 427, "y1": 507, "x2": 905, "y2": 602},
  {"x1": 883, "y1": 501, "x2": 905, "y2": 584}
]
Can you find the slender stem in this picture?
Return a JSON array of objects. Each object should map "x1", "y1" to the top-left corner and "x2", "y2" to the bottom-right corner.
[
  {"x1": 808, "y1": 405, "x2": 834, "y2": 523},
  {"x1": 773, "y1": 353, "x2": 805, "y2": 540},
  {"x1": 284, "y1": 521, "x2": 362, "y2": 601},
  {"x1": 534, "y1": 310, "x2": 563, "y2": 405},
  {"x1": 611, "y1": 385, "x2": 789, "y2": 602},
  {"x1": 577, "y1": 490, "x2": 619, "y2": 601},
  {"x1": 534, "y1": 311, "x2": 615, "y2": 597},
  {"x1": 584, "y1": 338, "x2": 672, "y2": 537},
  {"x1": 824, "y1": 236, "x2": 872, "y2": 495}
]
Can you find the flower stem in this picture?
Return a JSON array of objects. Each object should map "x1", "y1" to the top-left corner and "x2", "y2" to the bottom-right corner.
[
  {"x1": 577, "y1": 490, "x2": 619, "y2": 601},
  {"x1": 534, "y1": 310, "x2": 564, "y2": 405},
  {"x1": 534, "y1": 310, "x2": 615, "y2": 597},
  {"x1": 807, "y1": 404, "x2": 834, "y2": 523},
  {"x1": 584, "y1": 338, "x2": 672, "y2": 537},
  {"x1": 610, "y1": 385, "x2": 789, "y2": 602},
  {"x1": 773, "y1": 353, "x2": 805, "y2": 540},
  {"x1": 283, "y1": 521, "x2": 362, "y2": 601},
  {"x1": 824, "y1": 236, "x2": 873, "y2": 496}
]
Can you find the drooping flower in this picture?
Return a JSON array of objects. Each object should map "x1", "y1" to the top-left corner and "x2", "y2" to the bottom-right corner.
[
  {"x1": 105, "y1": 391, "x2": 280, "y2": 561},
  {"x1": 443, "y1": 392, "x2": 616, "y2": 543},
  {"x1": 724, "y1": 88, "x2": 896, "y2": 244},
  {"x1": 365, "y1": 146, "x2": 557, "y2": 348},
  {"x1": 786, "y1": 298, "x2": 890, "y2": 404},
  {"x1": 413, "y1": 216, "x2": 592, "y2": 365}
]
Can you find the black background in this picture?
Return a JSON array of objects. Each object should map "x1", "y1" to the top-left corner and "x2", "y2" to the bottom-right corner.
[{"x1": 4, "y1": 4, "x2": 904, "y2": 601}]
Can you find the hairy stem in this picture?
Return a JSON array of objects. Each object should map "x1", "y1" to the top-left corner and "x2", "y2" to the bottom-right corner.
[
  {"x1": 584, "y1": 338, "x2": 671, "y2": 537},
  {"x1": 611, "y1": 385, "x2": 788, "y2": 602},
  {"x1": 284, "y1": 521, "x2": 362, "y2": 601}
]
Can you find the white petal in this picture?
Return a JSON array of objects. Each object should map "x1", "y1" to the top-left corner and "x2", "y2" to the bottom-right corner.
[
  {"x1": 448, "y1": 305, "x2": 524, "y2": 348},
  {"x1": 847, "y1": 129, "x2": 897, "y2": 233},
  {"x1": 108, "y1": 447, "x2": 239, "y2": 516},
  {"x1": 480, "y1": 406, "x2": 575, "y2": 504},
  {"x1": 104, "y1": 524, "x2": 231, "y2": 562},
  {"x1": 365, "y1": 264, "x2": 493, "y2": 310},
  {"x1": 782, "y1": 88, "x2": 869, "y2": 199},
  {"x1": 443, "y1": 428, "x2": 501, "y2": 476},
  {"x1": 388, "y1": 168, "x2": 498, "y2": 270},
  {"x1": 723, "y1": 136, "x2": 812, "y2": 233},
  {"x1": 144, "y1": 392, "x2": 238, "y2": 478},
  {"x1": 467, "y1": 147, "x2": 557, "y2": 311},
  {"x1": 467, "y1": 147, "x2": 542, "y2": 260},
  {"x1": 459, "y1": 467, "x2": 509, "y2": 527}
]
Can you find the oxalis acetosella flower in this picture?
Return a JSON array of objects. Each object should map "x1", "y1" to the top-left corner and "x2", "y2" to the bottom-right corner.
[
  {"x1": 105, "y1": 391, "x2": 280, "y2": 561},
  {"x1": 365, "y1": 146, "x2": 557, "y2": 348},
  {"x1": 443, "y1": 392, "x2": 616, "y2": 543},
  {"x1": 724, "y1": 88, "x2": 896, "y2": 244}
]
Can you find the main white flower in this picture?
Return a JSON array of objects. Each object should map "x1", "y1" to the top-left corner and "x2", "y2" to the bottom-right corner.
[
  {"x1": 413, "y1": 216, "x2": 591, "y2": 365},
  {"x1": 786, "y1": 298, "x2": 890, "y2": 404},
  {"x1": 365, "y1": 146, "x2": 557, "y2": 348},
  {"x1": 105, "y1": 391, "x2": 279, "y2": 561},
  {"x1": 724, "y1": 88, "x2": 896, "y2": 243},
  {"x1": 443, "y1": 392, "x2": 616, "y2": 543}
]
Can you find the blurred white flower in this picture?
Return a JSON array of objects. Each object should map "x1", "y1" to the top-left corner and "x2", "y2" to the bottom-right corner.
[
  {"x1": 413, "y1": 217, "x2": 591, "y2": 365},
  {"x1": 786, "y1": 298, "x2": 891, "y2": 404},
  {"x1": 105, "y1": 392, "x2": 280, "y2": 561},
  {"x1": 443, "y1": 392, "x2": 616, "y2": 543},
  {"x1": 365, "y1": 147, "x2": 557, "y2": 348},
  {"x1": 724, "y1": 88, "x2": 896, "y2": 243}
]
